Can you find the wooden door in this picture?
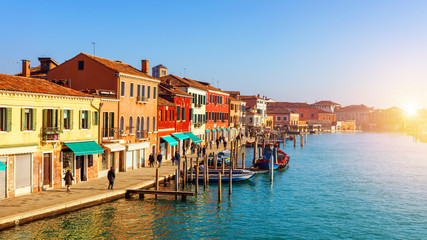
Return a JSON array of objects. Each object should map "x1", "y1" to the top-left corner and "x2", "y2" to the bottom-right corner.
[{"x1": 43, "y1": 153, "x2": 52, "y2": 186}]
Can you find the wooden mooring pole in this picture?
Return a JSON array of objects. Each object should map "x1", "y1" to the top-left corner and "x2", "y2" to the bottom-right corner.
[
  {"x1": 156, "y1": 168, "x2": 159, "y2": 199},
  {"x1": 195, "y1": 158, "x2": 199, "y2": 194},
  {"x1": 190, "y1": 157, "x2": 193, "y2": 182},
  {"x1": 218, "y1": 173, "x2": 222, "y2": 203},
  {"x1": 205, "y1": 155, "x2": 209, "y2": 184},
  {"x1": 228, "y1": 166, "x2": 233, "y2": 196},
  {"x1": 175, "y1": 169, "x2": 179, "y2": 200},
  {"x1": 242, "y1": 152, "x2": 245, "y2": 169}
]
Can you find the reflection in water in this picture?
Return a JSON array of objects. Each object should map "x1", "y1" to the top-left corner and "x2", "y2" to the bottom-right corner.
[{"x1": 1, "y1": 133, "x2": 427, "y2": 239}]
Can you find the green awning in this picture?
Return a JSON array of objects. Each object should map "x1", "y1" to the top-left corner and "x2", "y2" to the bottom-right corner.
[
  {"x1": 162, "y1": 136, "x2": 178, "y2": 146},
  {"x1": 205, "y1": 129, "x2": 210, "y2": 132},
  {"x1": 227, "y1": 128, "x2": 230, "y2": 130},
  {"x1": 212, "y1": 129, "x2": 216, "y2": 132},
  {"x1": 184, "y1": 132, "x2": 202, "y2": 144},
  {"x1": 171, "y1": 133, "x2": 189, "y2": 140},
  {"x1": 65, "y1": 141, "x2": 104, "y2": 156},
  {"x1": 0, "y1": 161, "x2": 6, "y2": 171},
  {"x1": 218, "y1": 129, "x2": 223, "y2": 131}
]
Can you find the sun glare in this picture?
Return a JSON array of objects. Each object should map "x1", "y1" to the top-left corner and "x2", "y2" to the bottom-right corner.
[{"x1": 404, "y1": 105, "x2": 418, "y2": 116}]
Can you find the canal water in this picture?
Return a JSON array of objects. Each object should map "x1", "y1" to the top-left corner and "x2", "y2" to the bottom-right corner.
[{"x1": 1, "y1": 133, "x2": 427, "y2": 239}]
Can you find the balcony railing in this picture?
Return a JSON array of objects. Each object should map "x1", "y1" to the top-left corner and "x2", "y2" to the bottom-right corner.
[
  {"x1": 42, "y1": 127, "x2": 63, "y2": 142},
  {"x1": 137, "y1": 96, "x2": 148, "y2": 103},
  {"x1": 102, "y1": 127, "x2": 124, "y2": 140},
  {"x1": 136, "y1": 130, "x2": 148, "y2": 139}
]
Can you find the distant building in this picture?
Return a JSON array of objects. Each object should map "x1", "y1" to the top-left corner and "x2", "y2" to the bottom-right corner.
[
  {"x1": 152, "y1": 64, "x2": 168, "y2": 78},
  {"x1": 312, "y1": 100, "x2": 341, "y2": 113},
  {"x1": 336, "y1": 104, "x2": 373, "y2": 130},
  {"x1": 369, "y1": 107, "x2": 405, "y2": 132},
  {"x1": 267, "y1": 107, "x2": 299, "y2": 131},
  {"x1": 240, "y1": 95, "x2": 267, "y2": 128}
]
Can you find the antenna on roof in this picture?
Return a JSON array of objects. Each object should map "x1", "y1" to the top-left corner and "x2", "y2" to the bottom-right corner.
[
  {"x1": 92, "y1": 42, "x2": 96, "y2": 55},
  {"x1": 8, "y1": 60, "x2": 19, "y2": 73}
]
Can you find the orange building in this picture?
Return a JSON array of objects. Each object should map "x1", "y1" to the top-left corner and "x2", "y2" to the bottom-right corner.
[{"x1": 48, "y1": 53, "x2": 160, "y2": 172}]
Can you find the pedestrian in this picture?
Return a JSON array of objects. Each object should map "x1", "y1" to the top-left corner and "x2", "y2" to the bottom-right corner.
[
  {"x1": 149, "y1": 153, "x2": 155, "y2": 167},
  {"x1": 172, "y1": 155, "x2": 176, "y2": 166},
  {"x1": 64, "y1": 169, "x2": 73, "y2": 192},
  {"x1": 202, "y1": 145, "x2": 206, "y2": 157},
  {"x1": 175, "y1": 151, "x2": 181, "y2": 166},
  {"x1": 191, "y1": 143, "x2": 195, "y2": 154},
  {"x1": 107, "y1": 167, "x2": 115, "y2": 190},
  {"x1": 223, "y1": 139, "x2": 227, "y2": 148},
  {"x1": 216, "y1": 138, "x2": 220, "y2": 149},
  {"x1": 157, "y1": 152, "x2": 163, "y2": 167},
  {"x1": 197, "y1": 146, "x2": 201, "y2": 157}
]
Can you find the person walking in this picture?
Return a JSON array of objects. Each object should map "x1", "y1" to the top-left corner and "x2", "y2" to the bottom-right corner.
[
  {"x1": 107, "y1": 167, "x2": 115, "y2": 190},
  {"x1": 172, "y1": 155, "x2": 176, "y2": 166},
  {"x1": 149, "y1": 153, "x2": 155, "y2": 167},
  {"x1": 223, "y1": 139, "x2": 227, "y2": 148},
  {"x1": 64, "y1": 169, "x2": 74, "y2": 192},
  {"x1": 216, "y1": 138, "x2": 220, "y2": 149},
  {"x1": 175, "y1": 151, "x2": 181, "y2": 167},
  {"x1": 157, "y1": 152, "x2": 163, "y2": 167},
  {"x1": 202, "y1": 145, "x2": 206, "y2": 157},
  {"x1": 197, "y1": 146, "x2": 201, "y2": 157}
]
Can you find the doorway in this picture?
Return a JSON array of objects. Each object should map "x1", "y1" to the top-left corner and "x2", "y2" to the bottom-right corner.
[
  {"x1": 76, "y1": 155, "x2": 87, "y2": 182},
  {"x1": 43, "y1": 153, "x2": 52, "y2": 187}
]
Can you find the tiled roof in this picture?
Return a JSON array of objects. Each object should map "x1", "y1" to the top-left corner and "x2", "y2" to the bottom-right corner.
[
  {"x1": 313, "y1": 100, "x2": 340, "y2": 106},
  {"x1": 336, "y1": 104, "x2": 372, "y2": 112},
  {"x1": 160, "y1": 75, "x2": 207, "y2": 90},
  {"x1": 158, "y1": 97, "x2": 175, "y2": 106},
  {"x1": 16, "y1": 65, "x2": 47, "y2": 79},
  {"x1": 240, "y1": 95, "x2": 263, "y2": 100},
  {"x1": 195, "y1": 80, "x2": 229, "y2": 95},
  {"x1": 229, "y1": 96, "x2": 243, "y2": 102},
  {"x1": 0, "y1": 74, "x2": 91, "y2": 97},
  {"x1": 268, "y1": 102, "x2": 314, "y2": 109},
  {"x1": 159, "y1": 83, "x2": 192, "y2": 97},
  {"x1": 267, "y1": 108, "x2": 293, "y2": 114},
  {"x1": 81, "y1": 53, "x2": 157, "y2": 80}
]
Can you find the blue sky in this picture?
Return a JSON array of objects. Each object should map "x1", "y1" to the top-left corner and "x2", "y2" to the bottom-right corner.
[{"x1": 1, "y1": 0, "x2": 426, "y2": 109}]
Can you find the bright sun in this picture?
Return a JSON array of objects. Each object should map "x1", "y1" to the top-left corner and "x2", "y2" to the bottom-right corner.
[{"x1": 404, "y1": 105, "x2": 418, "y2": 116}]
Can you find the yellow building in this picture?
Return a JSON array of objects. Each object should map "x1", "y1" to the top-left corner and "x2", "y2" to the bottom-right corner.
[{"x1": 0, "y1": 74, "x2": 102, "y2": 199}]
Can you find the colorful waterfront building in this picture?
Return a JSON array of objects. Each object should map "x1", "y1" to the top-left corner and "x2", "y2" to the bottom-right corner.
[
  {"x1": 159, "y1": 75, "x2": 206, "y2": 154},
  {"x1": 336, "y1": 104, "x2": 373, "y2": 130},
  {"x1": 199, "y1": 82, "x2": 230, "y2": 142},
  {"x1": 240, "y1": 95, "x2": 267, "y2": 128},
  {"x1": 312, "y1": 100, "x2": 341, "y2": 113},
  {"x1": 228, "y1": 97, "x2": 245, "y2": 140},
  {"x1": 0, "y1": 74, "x2": 102, "y2": 199},
  {"x1": 47, "y1": 53, "x2": 159, "y2": 171},
  {"x1": 157, "y1": 83, "x2": 193, "y2": 159},
  {"x1": 267, "y1": 107, "x2": 299, "y2": 131}
]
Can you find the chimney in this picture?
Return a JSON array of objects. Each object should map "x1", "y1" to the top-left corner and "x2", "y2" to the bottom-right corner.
[
  {"x1": 141, "y1": 60, "x2": 149, "y2": 74},
  {"x1": 257, "y1": 94, "x2": 260, "y2": 98},
  {"x1": 22, "y1": 60, "x2": 30, "y2": 77},
  {"x1": 39, "y1": 57, "x2": 57, "y2": 73}
]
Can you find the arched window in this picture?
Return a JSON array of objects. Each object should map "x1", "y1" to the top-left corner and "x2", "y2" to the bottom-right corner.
[
  {"x1": 120, "y1": 116, "x2": 124, "y2": 134},
  {"x1": 129, "y1": 116, "x2": 133, "y2": 134},
  {"x1": 136, "y1": 116, "x2": 140, "y2": 138},
  {"x1": 153, "y1": 116, "x2": 156, "y2": 132},
  {"x1": 147, "y1": 116, "x2": 150, "y2": 133}
]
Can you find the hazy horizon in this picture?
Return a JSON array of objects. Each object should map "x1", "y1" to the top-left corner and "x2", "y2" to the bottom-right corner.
[{"x1": 1, "y1": 0, "x2": 426, "y2": 110}]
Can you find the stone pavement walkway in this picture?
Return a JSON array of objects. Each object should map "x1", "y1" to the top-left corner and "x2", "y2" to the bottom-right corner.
[{"x1": 0, "y1": 137, "x2": 250, "y2": 230}]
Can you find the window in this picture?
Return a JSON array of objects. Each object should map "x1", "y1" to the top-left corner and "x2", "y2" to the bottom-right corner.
[
  {"x1": 121, "y1": 82, "x2": 125, "y2": 97},
  {"x1": 231, "y1": 104, "x2": 234, "y2": 110},
  {"x1": 182, "y1": 108, "x2": 185, "y2": 121},
  {"x1": 0, "y1": 108, "x2": 11, "y2": 132},
  {"x1": 130, "y1": 83, "x2": 134, "y2": 97},
  {"x1": 119, "y1": 116, "x2": 125, "y2": 134},
  {"x1": 284, "y1": 116, "x2": 287, "y2": 121},
  {"x1": 102, "y1": 112, "x2": 114, "y2": 138},
  {"x1": 277, "y1": 116, "x2": 281, "y2": 121},
  {"x1": 153, "y1": 87, "x2": 157, "y2": 100},
  {"x1": 141, "y1": 85, "x2": 145, "y2": 97},
  {"x1": 80, "y1": 110, "x2": 90, "y2": 129},
  {"x1": 147, "y1": 86, "x2": 151, "y2": 99},
  {"x1": 147, "y1": 116, "x2": 150, "y2": 133},
  {"x1": 137, "y1": 84, "x2": 141, "y2": 97},
  {"x1": 63, "y1": 109, "x2": 72, "y2": 130},
  {"x1": 43, "y1": 109, "x2": 59, "y2": 128},
  {"x1": 153, "y1": 117, "x2": 156, "y2": 132},
  {"x1": 141, "y1": 116, "x2": 144, "y2": 132},
  {"x1": 301, "y1": 113, "x2": 304, "y2": 118},
  {"x1": 177, "y1": 106, "x2": 181, "y2": 121},
  {"x1": 159, "y1": 110, "x2": 163, "y2": 121},
  {"x1": 78, "y1": 61, "x2": 84, "y2": 70},
  {"x1": 249, "y1": 117, "x2": 253, "y2": 123},
  {"x1": 165, "y1": 110, "x2": 167, "y2": 121},
  {"x1": 129, "y1": 116, "x2": 134, "y2": 134},
  {"x1": 311, "y1": 112, "x2": 314, "y2": 118},
  {"x1": 21, "y1": 108, "x2": 36, "y2": 131}
]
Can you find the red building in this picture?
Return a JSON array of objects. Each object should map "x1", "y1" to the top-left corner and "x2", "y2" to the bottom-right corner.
[
  {"x1": 200, "y1": 82, "x2": 230, "y2": 141},
  {"x1": 158, "y1": 84, "x2": 192, "y2": 159}
]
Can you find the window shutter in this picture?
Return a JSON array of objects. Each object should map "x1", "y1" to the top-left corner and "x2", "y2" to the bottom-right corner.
[
  {"x1": 6, "y1": 108, "x2": 12, "y2": 132},
  {"x1": 87, "y1": 110, "x2": 92, "y2": 129},
  {"x1": 182, "y1": 108, "x2": 185, "y2": 121},
  {"x1": 69, "y1": 110, "x2": 74, "y2": 130},
  {"x1": 177, "y1": 106, "x2": 181, "y2": 121},
  {"x1": 21, "y1": 108, "x2": 25, "y2": 131},
  {"x1": 32, "y1": 108, "x2": 37, "y2": 131},
  {"x1": 52, "y1": 109, "x2": 57, "y2": 128},
  {"x1": 43, "y1": 109, "x2": 48, "y2": 127},
  {"x1": 59, "y1": 109, "x2": 64, "y2": 130},
  {"x1": 79, "y1": 110, "x2": 82, "y2": 129}
]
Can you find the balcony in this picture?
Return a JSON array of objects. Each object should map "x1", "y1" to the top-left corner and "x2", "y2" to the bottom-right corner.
[
  {"x1": 137, "y1": 96, "x2": 148, "y2": 104},
  {"x1": 136, "y1": 130, "x2": 148, "y2": 139},
  {"x1": 42, "y1": 127, "x2": 63, "y2": 142},
  {"x1": 102, "y1": 127, "x2": 124, "y2": 140}
]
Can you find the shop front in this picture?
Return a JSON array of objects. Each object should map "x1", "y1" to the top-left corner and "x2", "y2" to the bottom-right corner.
[
  {"x1": 101, "y1": 143, "x2": 126, "y2": 177},
  {"x1": 126, "y1": 142, "x2": 150, "y2": 171},
  {"x1": 171, "y1": 133, "x2": 190, "y2": 155},
  {"x1": 62, "y1": 141, "x2": 104, "y2": 185},
  {"x1": 160, "y1": 136, "x2": 178, "y2": 160}
]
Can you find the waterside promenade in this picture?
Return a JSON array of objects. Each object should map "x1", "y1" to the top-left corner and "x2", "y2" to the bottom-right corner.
[{"x1": 0, "y1": 138, "x2": 249, "y2": 231}]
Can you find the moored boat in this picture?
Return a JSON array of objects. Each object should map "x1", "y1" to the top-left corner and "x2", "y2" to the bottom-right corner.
[{"x1": 191, "y1": 169, "x2": 255, "y2": 182}]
